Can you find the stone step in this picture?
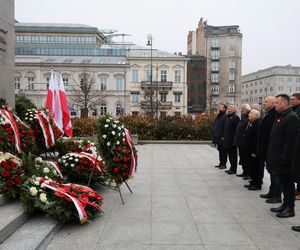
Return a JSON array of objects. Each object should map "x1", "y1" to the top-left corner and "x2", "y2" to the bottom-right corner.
[
  {"x1": 0, "y1": 194, "x2": 9, "y2": 207},
  {"x1": 0, "y1": 201, "x2": 29, "y2": 243},
  {"x1": 0, "y1": 215, "x2": 63, "y2": 250}
]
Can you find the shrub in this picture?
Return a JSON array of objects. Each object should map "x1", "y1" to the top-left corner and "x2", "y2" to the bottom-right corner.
[{"x1": 72, "y1": 117, "x2": 97, "y2": 137}]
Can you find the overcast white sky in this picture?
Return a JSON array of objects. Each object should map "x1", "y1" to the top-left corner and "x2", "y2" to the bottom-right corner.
[{"x1": 15, "y1": 0, "x2": 300, "y2": 75}]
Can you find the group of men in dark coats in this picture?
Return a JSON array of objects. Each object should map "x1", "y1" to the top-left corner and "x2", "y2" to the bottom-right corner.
[{"x1": 212, "y1": 93, "x2": 300, "y2": 232}]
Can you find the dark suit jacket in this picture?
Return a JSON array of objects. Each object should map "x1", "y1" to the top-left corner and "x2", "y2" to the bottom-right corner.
[
  {"x1": 266, "y1": 108, "x2": 299, "y2": 174},
  {"x1": 223, "y1": 112, "x2": 240, "y2": 149},
  {"x1": 212, "y1": 111, "x2": 227, "y2": 145}
]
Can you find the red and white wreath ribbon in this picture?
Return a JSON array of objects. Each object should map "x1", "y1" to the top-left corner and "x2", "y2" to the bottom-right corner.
[
  {"x1": 44, "y1": 161, "x2": 63, "y2": 178},
  {"x1": 68, "y1": 152, "x2": 104, "y2": 173},
  {"x1": 34, "y1": 111, "x2": 55, "y2": 148},
  {"x1": 124, "y1": 128, "x2": 137, "y2": 177},
  {"x1": 0, "y1": 109, "x2": 22, "y2": 153}
]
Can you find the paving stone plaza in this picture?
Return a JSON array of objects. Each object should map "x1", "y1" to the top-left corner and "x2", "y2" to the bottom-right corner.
[{"x1": 42, "y1": 144, "x2": 300, "y2": 249}]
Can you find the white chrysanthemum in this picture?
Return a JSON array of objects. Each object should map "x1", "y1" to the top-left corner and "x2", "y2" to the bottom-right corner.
[
  {"x1": 111, "y1": 131, "x2": 115, "y2": 135},
  {"x1": 71, "y1": 164, "x2": 75, "y2": 167},
  {"x1": 122, "y1": 132, "x2": 125, "y2": 136},
  {"x1": 122, "y1": 138, "x2": 125, "y2": 141},
  {"x1": 102, "y1": 135, "x2": 107, "y2": 139},
  {"x1": 107, "y1": 142, "x2": 111, "y2": 146},
  {"x1": 30, "y1": 187, "x2": 38, "y2": 196},
  {"x1": 115, "y1": 120, "x2": 119, "y2": 124},
  {"x1": 41, "y1": 183, "x2": 46, "y2": 188},
  {"x1": 106, "y1": 119, "x2": 110, "y2": 123},
  {"x1": 63, "y1": 160, "x2": 66, "y2": 163},
  {"x1": 112, "y1": 124, "x2": 116, "y2": 128},
  {"x1": 39, "y1": 193, "x2": 47, "y2": 203},
  {"x1": 118, "y1": 133, "x2": 121, "y2": 136},
  {"x1": 52, "y1": 170, "x2": 57, "y2": 175},
  {"x1": 45, "y1": 176, "x2": 49, "y2": 180},
  {"x1": 43, "y1": 167, "x2": 50, "y2": 174},
  {"x1": 69, "y1": 157, "x2": 73, "y2": 160},
  {"x1": 65, "y1": 163, "x2": 69, "y2": 166},
  {"x1": 29, "y1": 118, "x2": 33, "y2": 121},
  {"x1": 34, "y1": 181, "x2": 39, "y2": 186},
  {"x1": 75, "y1": 159, "x2": 79, "y2": 162},
  {"x1": 118, "y1": 126, "x2": 121, "y2": 131},
  {"x1": 104, "y1": 124, "x2": 108, "y2": 128},
  {"x1": 121, "y1": 125, "x2": 124, "y2": 128},
  {"x1": 25, "y1": 117, "x2": 28, "y2": 120},
  {"x1": 116, "y1": 141, "x2": 120, "y2": 145}
]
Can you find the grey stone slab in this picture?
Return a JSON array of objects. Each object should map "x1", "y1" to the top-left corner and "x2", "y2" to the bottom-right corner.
[
  {"x1": 46, "y1": 242, "x2": 97, "y2": 250},
  {"x1": 96, "y1": 245, "x2": 150, "y2": 250},
  {"x1": 196, "y1": 223, "x2": 254, "y2": 245},
  {"x1": 204, "y1": 245, "x2": 258, "y2": 250},
  {"x1": 152, "y1": 195, "x2": 188, "y2": 209},
  {"x1": 98, "y1": 221, "x2": 150, "y2": 246},
  {"x1": 186, "y1": 196, "x2": 223, "y2": 208},
  {"x1": 240, "y1": 223, "x2": 300, "y2": 247},
  {"x1": 108, "y1": 207, "x2": 151, "y2": 223},
  {"x1": 151, "y1": 245, "x2": 205, "y2": 250},
  {"x1": 151, "y1": 222, "x2": 203, "y2": 245},
  {"x1": 0, "y1": 201, "x2": 29, "y2": 243},
  {"x1": 152, "y1": 207, "x2": 194, "y2": 223},
  {"x1": 190, "y1": 207, "x2": 237, "y2": 224},
  {"x1": 1, "y1": 215, "x2": 62, "y2": 250}
]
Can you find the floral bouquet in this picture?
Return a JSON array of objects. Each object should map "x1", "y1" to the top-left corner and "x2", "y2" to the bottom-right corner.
[
  {"x1": 15, "y1": 115, "x2": 36, "y2": 154},
  {"x1": 0, "y1": 152, "x2": 25, "y2": 198},
  {"x1": 24, "y1": 109, "x2": 56, "y2": 154},
  {"x1": 58, "y1": 152, "x2": 107, "y2": 184},
  {"x1": 21, "y1": 176, "x2": 103, "y2": 223},
  {"x1": 55, "y1": 137, "x2": 85, "y2": 157},
  {"x1": 97, "y1": 116, "x2": 138, "y2": 184},
  {"x1": 32, "y1": 157, "x2": 64, "y2": 182}
]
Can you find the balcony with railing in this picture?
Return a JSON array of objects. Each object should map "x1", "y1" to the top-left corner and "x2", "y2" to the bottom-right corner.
[
  {"x1": 141, "y1": 81, "x2": 173, "y2": 91},
  {"x1": 141, "y1": 100, "x2": 172, "y2": 109}
]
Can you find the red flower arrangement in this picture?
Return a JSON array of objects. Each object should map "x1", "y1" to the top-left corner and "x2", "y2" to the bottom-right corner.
[
  {"x1": 58, "y1": 152, "x2": 107, "y2": 184},
  {"x1": 0, "y1": 152, "x2": 25, "y2": 198},
  {"x1": 21, "y1": 176, "x2": 103, "y2": 223},
  {"x1": 97, "y1": 116, "x2": 138, "y2": 184}
]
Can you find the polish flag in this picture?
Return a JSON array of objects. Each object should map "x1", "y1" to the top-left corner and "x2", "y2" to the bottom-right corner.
[
  {"x1": 58, "y1": 74, "x2": 73, "y2": 137},
  {"x1": 53, "y1": 73, "x2": 63, "y2": 129},
  {"x1": 45, "y1": 70, "x2": 56, "y2": 114}
]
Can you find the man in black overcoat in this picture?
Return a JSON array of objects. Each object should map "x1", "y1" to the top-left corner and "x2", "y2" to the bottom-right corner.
[
  {"x1": 257, "y1": 96, "x2": 278, "y2": 201},
  {"x1": 223, "y1": 104, "x2": 240, "y2": 174},
  {"x1": 267, "y1": 94, "x2": 299, "y2": 218},
  {"x1": 241, "y1": 109, "x2": 261, "y2": 190},
  {"x1": 212, "y1": 103, "x2": 228, "y2": 169},
  {"x1": 233, "y1": 103, "x2": 251, "y2": 177}
]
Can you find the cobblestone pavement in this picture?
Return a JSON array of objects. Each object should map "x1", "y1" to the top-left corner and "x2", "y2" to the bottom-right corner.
[{"x1": 46, "y1": 144, "x2": 300, "y2": 250}]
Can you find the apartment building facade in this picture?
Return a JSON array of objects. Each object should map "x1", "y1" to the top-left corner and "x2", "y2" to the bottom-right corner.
[
  {"x1": 187, "y1": 18, "x2": 242, "y2": 110},
  {"x1": 14, "y1": 22, "x2": 188, "y2": 117},
  {"x1": 241, "y1": 65, "x2": 300, "y2": 105}
]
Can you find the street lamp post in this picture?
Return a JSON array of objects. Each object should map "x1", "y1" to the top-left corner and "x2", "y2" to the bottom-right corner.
[{"x1": 147, "y1": 34, "x2": 154, "y2": 117}]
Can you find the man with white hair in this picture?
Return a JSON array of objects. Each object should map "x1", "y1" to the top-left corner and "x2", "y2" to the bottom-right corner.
[
  {"x1": 223, "y1": 104, "x2": 240, "y2": 174},
  {"x1": 233, "y1": 103, "x2": 251, "y2": 178},
  {"x1": 251, "y1": 103, "x2": 262, "y2": 112},
  {"x1": 242, "y1": 109, "x2": 261, "y2": 190}
]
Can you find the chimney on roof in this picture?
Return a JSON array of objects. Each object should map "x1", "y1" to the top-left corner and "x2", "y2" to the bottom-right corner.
[{"x1": 178, "y1": 52, "x2": 182, "y2": 56}]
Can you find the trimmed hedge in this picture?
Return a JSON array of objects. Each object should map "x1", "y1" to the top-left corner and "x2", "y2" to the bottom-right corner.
[{"x1": 73, "y1": 114, "x2": 215, "y2": 140}]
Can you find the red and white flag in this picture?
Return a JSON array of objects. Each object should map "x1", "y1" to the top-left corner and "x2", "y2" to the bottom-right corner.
[
  {"x1": 53, "y1": 73, "x2": 63, "y2": 129},
  {"x1": 58, "y1": 74, "x2": 72, "y2": 137},
  {"x1": 45, "y1": 70, "x2": 56, "y2": 114}
]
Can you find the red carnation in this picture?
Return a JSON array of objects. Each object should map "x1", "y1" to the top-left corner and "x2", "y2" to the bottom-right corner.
[
  {"x1": 117, "y1": 146, "x2": 122, "y2": 152},
  {"x1": 113, "y1": 167, "x2": 119, "y2": 173},
  {"x1": 2, "y1": 187, "x2": 9, "y2": 193},
  {"x1": 122, "y1": 172, "x2": 127, "y2": 177},
  {"x1": 123, "y1": 164, "x2": 128, "y2": 169},
  {"x1": 15, "y1": 176, "x2": 22, "y2": 184},
  {"x1": 2, "y1": 170, "x2": 9, "y2": 177},
  {"x1": 124, "y1": 150, "x2": 129, "y2": 155},
  {"x1": 3, "y1": 163, "x2": 10, "y2": 170},
  {"x1": 16, "y1": 169, "x2": 24, "y2": 174},
  {"x1": 114, "y1": 156, "x2": 119, "y2": 162},
  {"x1": 6, "y1": 179, "x2": 14, "y2": 187},
  {"x1": 9, "y1": 160, "x2": 17, "y2": 167},
  {"x1": 122, "y1": 141, "x2": 127, "y2": 146},
  {"x1": 123, "y1": 157, "x2": 128, "y2": 162}
]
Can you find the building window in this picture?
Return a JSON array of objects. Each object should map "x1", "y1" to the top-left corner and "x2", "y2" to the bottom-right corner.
[
  {"x1": 174, "y1": 70, "x2": 181, "y2": 83},
  {"x1": 161, "y1": 70, "x2": 167, "y2": 82},
  {"x1": 116, "y1": 102, "x2": 122, "y2": 115},
  {"x1": 100, "y1": 103, "x2": 107, "y2": 116},
  {"x1": 146, "y1": 69, "x2": 152, "y2": 81},
  {"x1": 160, "y1": 111, "x2": 167, "y2": 119},
  {"x1": 229, "y1": 39, "x2": 236, "y2": 46},
  {"x1": 174, "y1": 93, "x2": 181, "y2": 102},
  {"x1": 63, "y1": 78, "x2": 69, "y2": 89},
  {"x1": 211, "y1": 73, "x2": 219, "y2": 83},
  {"x1": 259, "y1": 89, "x2": 262, "y2": 93},
  {"x1": 229, "y1": 72, "x2": 235, "y2": 81},
  {"x1": 211, "y1": 62, "x2": 219, "y2": 71},
  {"x1": 27, "y1": 77, "x2": 34, "y2": 90},
  {"x1": 46, "y1": 77, "x2": 50, "y2": 89},
  {"x1": 211, "y1": 39, "x2": 219, "y2": 47},
  {"x1": 279, "y1": 77, "x2": 284, "y2": 82},
  {"x1": 296, "y1": 78, "x2": 300, "y2": 83},
  {"x1": 132, "y1": 70, "x2": 139, "y2": 82},
  {"x1": 287, "y1": 77, "x2": 292, "y2": 82},
  {"x1": 100, "y1": 78, "x2": 107, "y2": 90},
  {"x1": 211, "y1": 50, "x2": 220, "y2": 59},
  {"x1": 15, "y1": 77, "x2": 20, "y2": 90},
  {"x1": 278, "y1": 86, "x2": 283, "y2": 91},
  {"x1": 229, "y1": 84, "x2": 235, "y2": 93},
  {"x1": 229, "y1": 50, "x2": 235, "y2": 57},
  {"x1": 116, "y1": 78, "x2": 124, "y2": 91},
  {"x1": 211, "y1": 85, "x2": 219, "y2": 94},
  {"x1": 160, "y1": 93, "x2": 167, "y2": 102},
  {"x1": 229, "y1": 61, "x2": 235, "y2": 69},
  {"x1": 131, "y1": 93, "x2": 139, "y2": 103}
]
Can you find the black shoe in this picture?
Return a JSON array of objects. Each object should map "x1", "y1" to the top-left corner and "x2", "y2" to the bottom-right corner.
[
  {"x1": 291, "y1": 225, "x2": 300, "y2": 232},
  {"x1": 266, "y1": 197, "x2": 282, "y2": 204},
  {"x1": 248, "y1": 185, "x2": 261, "y2": 191},
  {"x1": 214, "y1": 165, "x2": 222, "y2": 168},
  {"x1": 219, "y1": 166, "x2": 226, "y2": 169},
  {"x1": 243, "y1": 176, "x2": 250, "y2": 180},
  {"x1": 227, "y1": 170, "x2": 236, "y2": 175},
  {"x1": 260, "y1": 193, "x2": 272, "y2": 199},
  {"x1": 270, "y1": 203, "x2": 286, "y2": 213},
  {"x1": 236, "y1": 173, "x2": 246, "y2": 177},
  {"x1": 244, "y1": 184, "x2": 251, "y2": 188},
  {"x1": 276, "y1": 207, "x2": 295, "y2": 218}
]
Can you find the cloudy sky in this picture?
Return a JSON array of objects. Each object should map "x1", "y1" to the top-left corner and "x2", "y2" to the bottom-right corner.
[{"x1": 15, "y1": 0, "x2": 299, "y2": 74}]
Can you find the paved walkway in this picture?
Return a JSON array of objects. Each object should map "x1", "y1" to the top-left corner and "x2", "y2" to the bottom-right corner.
[{"x1": 47, "y1": 144, "x2": 300, "y2": 250}]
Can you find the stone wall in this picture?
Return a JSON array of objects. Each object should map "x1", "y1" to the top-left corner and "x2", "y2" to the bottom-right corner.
[{"x1": 0, "y1": 0, "x2": 15, "y2": 107}]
